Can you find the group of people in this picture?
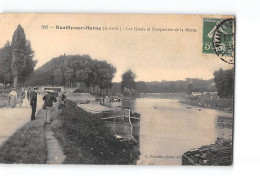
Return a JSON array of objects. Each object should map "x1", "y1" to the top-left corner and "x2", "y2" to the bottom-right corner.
[
  {"x1": 7, "y1": 86, "x2": 39, "y2": 109},
  {"x1": 7, "y1": 87, "x2": 66, "y2": 123}
]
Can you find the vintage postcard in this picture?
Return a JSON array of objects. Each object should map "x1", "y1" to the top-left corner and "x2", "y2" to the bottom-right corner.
[{"x1": 0, "y1": 13, "x2": 235, "y2": 165}]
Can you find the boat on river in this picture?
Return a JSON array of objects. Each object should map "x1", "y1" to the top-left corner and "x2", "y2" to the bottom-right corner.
[
  {"x1": 66, "y1": 93, "x2": 141, "y2": 144},
  {"x1": 103, "y1": 96, "x2": 122, "y2": 108},
  {"x1": 182, "y1": 138, "x2": 232, "y2": 166}
]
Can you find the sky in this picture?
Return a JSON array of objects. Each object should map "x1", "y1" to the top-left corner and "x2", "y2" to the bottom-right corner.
[{"x1": 0, "y1": 13, "x2": 234, "y2": 82}]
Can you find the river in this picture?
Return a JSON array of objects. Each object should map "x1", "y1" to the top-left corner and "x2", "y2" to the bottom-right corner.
[{"x1": 123, "y1": 95, "x2": 233, "y2": 165}]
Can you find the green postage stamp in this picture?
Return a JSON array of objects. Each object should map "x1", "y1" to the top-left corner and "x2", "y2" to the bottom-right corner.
[{"x1": 202, "y1": 18, "x2": 235, "y2": 64}]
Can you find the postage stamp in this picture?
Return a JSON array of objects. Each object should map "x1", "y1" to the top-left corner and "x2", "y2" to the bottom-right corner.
[{"x1": 202, "y1": 18, "x2": 235, "y2": 64}]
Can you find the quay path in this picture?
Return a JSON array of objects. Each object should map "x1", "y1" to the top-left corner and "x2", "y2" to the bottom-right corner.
[{"x1": 0, "y1": 95, "x2": 43, "y2": 146}]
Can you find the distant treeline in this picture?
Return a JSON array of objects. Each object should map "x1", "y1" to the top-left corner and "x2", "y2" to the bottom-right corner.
[
  {"x1": 111, "y1": 78, "x2": 217, "y2": 94},
  {"x1": 22, "y1": 53, "x2": 233, "y2": 98}
]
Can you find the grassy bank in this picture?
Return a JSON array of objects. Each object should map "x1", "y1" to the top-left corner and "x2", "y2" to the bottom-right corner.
[
  {"x1": 0, "y1": 110, "x2": 47, "y2": 164},
  {"x1": 51, "y1": 109, "x2": 139, "y2": 164}
]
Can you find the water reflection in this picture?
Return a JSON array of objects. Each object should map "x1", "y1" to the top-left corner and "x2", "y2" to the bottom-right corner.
[{"x1": 124, "y1": 97, "x2": 233, "y2": 165}]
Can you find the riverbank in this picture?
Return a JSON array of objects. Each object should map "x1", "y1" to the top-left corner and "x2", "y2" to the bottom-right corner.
[
  {"x1": 179, "y1": 97, "x2": 233, "y2": 112},
  {"x1": 135, "y1": 93, "x2": 233, "y2": 112},
  {"x1": 139, "y1": 93, "x2": 188, "y2": 99},
  {"x1": 0, "y1": 109, "x2": 47, "y2": 164}
]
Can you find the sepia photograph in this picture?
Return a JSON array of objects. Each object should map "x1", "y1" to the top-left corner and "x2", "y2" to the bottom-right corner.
[{"x1": 0, "y1": 13, "x2": 235, "y2": 165}]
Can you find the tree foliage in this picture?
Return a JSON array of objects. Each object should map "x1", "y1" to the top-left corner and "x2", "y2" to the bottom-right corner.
[
  {"x1": 187, "y1": 83, "x2": 194, "y2": 95},
  {"x1": 25, "y1": 54, "x2": 116, "y2": 93},
  {"x1": 0, "y1": 25, "x2": 36, "y2": 87},
  {"x1": 213, "y1": 68, "x2": 234, "y2": 98},
  {"x1": 121, "y1": 70, "x2": 136, "y2": 93},
  {"x1": 0, "y1": 43, "x2": 13, "y2": 86},
  {"x1": 111, "y1": 78, "x2": 217, "y2": 94}
]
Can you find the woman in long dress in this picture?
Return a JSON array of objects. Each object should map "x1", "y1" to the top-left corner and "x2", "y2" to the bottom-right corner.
[
  {"x1": 24, "y1": 89, "x2": 28, "y2": 107},
  {"x1": 21, "y1": 88, "x2": 28, "y2": 107},
  {"x1": 8, "y1": 88, "x2": 17, "y2": 108}
]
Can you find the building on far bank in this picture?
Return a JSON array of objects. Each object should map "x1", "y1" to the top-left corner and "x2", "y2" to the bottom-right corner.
[{"x1": 191, "y1": 92, "x2": 202, "y2": 96}]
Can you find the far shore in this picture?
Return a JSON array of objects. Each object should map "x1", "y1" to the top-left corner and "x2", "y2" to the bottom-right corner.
[
  {"x1": 179, "y1": 97, "x2": 233, "y2": 113},
  {"x1": 134, "y1": 92, "x2": 233, "y2": 113}
]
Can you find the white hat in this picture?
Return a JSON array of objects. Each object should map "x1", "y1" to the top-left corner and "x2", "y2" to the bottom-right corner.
[{"x1": 46, "y1": 90, "x2": 54, "y2": 93}]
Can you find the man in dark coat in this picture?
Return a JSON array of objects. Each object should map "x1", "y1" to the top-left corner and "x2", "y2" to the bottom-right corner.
[
  {"x1": 30, "y1": 87, "x2": 38, "y2": 120},
  {"x1": 43, "y1": 90, "x2": 57, "y2": 124}
]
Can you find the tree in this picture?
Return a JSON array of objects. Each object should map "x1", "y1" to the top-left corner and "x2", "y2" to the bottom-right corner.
[
  {"x1": 97, "y1": 61, "x2": 116, "y2": 93},
  {"x1": 53, "y1": 68, "x2": 64, "y2": 85},
  {"x1": 136, "y1": 81, "x2": 148, "y2": 93},
  {"x1": 11, "y1": 25, "x2": 36, "y2": 88},
  {"x1": 19, "y1": 41, "x2": 37, "y2": 85},
  {"x1": 121, "y1": 70, "x2": 136, "y2": 93},
  {"x1": 213, "y1": 68, "x2": 234, "y2": 98},
  {"x1": 25, "y1": 54, "x2": 117, "y2": 93},
  {"x1": 187, "y1": 83, "x2": 194, "y2": 94},
  {"x1": 0, "y1": 43, "x2": 13, "y2": 86},
  {"x1": 64, "y1": 66, "x2": 74, "y2": 85}
]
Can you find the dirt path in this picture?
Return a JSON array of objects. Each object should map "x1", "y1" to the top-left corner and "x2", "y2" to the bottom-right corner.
[
  {"x1": 44, "y1": 105, "x2": 66, "y2": 164},
  {"x1": 45, "y1": 129, "x2": 66, "y2": 164},
  {"x1": 0, "y1": 93, "x2": 66, "y2": 164},
  {"x1": 0, "y1": 95, "x2": 43, "y2": 146}
]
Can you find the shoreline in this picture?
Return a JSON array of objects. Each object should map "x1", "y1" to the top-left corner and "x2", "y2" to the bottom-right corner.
[
  {"x1": 126, "y1": 93, "x2": 233, "y2": 113},
  {"x1": 179, "y1": 98, "x2": 233, "y2": 113}
]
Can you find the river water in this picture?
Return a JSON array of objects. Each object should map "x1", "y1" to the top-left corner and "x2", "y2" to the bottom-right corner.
[{"x1": 123, "y1": 96, "x2": 233, "y2": 165}]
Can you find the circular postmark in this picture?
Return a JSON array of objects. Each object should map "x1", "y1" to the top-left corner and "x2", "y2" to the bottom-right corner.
[{"x1": 212, "y1": 18, "x2": 235, "y2": 64}]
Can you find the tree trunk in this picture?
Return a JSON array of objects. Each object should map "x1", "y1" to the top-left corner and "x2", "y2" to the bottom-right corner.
[
  {"x1": 12, "y1": 51, "x2": 18, "y2": 88},
  {"x1": 102, "y1": 90, "x2": 104, "y2": 105},
  {"x1": 13, "y1": 75, "x2": 18, "y2": 88}
]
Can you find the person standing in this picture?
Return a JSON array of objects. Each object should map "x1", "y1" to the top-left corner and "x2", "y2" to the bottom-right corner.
[
  {"x1": 27, "y1": 87, "x2": 31, "y2": 104},
  {"x1": 8, "y1": 88, "x2": 17, "y2": 108},
  {"x1": 61, "y1": 91, "x2": 66, "y2": 102},
  {"x1": 43, "y1": 90, "x2": 57, "y2": 124},
  {"x1": 20, "y1": 88, "x2": 27, "y2": 107},
  {"x1": 23, "y1": 88, "x2": 28, "y2": 107},
  {"x1": 30, "y1": 87, "x2": 38, "y2": 120},
  {"x1": 58, "y1": 91, "x2": 66, "y2": 114},
  {"x1": 36, "y1": 85, "x2": 39, "y2": 94}
]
